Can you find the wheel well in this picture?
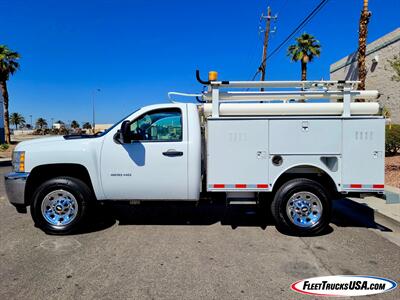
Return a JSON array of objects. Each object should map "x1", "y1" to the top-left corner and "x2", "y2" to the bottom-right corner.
[
  {"x1": 25, "y1": 164, "x2": 95, "y2": 205},
  {"x1": 272, "y1": 165, "x2": 338, "y2": 197}
]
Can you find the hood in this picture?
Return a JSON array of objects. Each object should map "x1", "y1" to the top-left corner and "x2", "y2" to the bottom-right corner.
[{"x1": 15, "y1": 136, "x2": 66, "y2": 151}]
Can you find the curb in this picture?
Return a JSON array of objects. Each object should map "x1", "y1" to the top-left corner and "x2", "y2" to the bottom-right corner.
[
  {"x1": 384, "y1": 185, "x2": 400, "y2": 204},
  {"x1": 374, "y1": 209, "x2": 400, "y2": 227}
]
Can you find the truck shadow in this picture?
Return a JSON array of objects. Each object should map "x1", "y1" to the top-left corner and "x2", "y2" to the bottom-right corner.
[
  {"x1": 331, "y1": 198, "x2": 393, "y2": 232},
  {"x1": 78, "y1": 197, "x2": 393, "y2": 236}
]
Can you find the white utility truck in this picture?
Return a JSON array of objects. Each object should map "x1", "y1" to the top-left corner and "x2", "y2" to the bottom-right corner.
[{"x1": 5, "y1": 71, "x2": 385, "y2": 235}]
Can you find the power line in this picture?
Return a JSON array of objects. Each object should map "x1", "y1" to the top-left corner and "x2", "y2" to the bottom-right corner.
[
  {"x1": 252, "y1": 0, "x2": 329, "y2": 80},
  {"x1": 266, "y1": 0, "x2": 329, "y2": 61}
]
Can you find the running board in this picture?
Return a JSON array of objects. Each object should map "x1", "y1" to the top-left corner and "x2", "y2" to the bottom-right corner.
[{"x1": 228, "y1": 200, "x2": 258, "y2": 205}]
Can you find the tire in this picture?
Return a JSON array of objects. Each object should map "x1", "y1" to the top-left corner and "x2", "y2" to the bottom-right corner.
[
  {"x1": 271, "y1": 178, "x2": 331, "y2": 236},
  {"x1": 30, "y1": 177, "x2": 92, "y2": 235}
]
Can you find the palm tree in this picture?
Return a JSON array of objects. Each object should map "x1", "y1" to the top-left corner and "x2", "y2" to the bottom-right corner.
[
  {"x1": 36, "y1": 118, "x2": 47, "y2": 130},
  {"x1": 82, "y1": 122, "x2": 92, "y2": 130},
  {"x1": 10, "y1": 112, "x2": 25, "y2": 130},
  {"x1": 70, "y1": 120, "x2": 80, "y2": 129},
  {"x1": 287, "y1": 33, "x2": 321, "y2": 81},
  {"x1": 0, "y1": 45, "x2": 20, "y2": 144},
  {"x1": 357, "y1": 0, "x2": 371, "y2": 93}
]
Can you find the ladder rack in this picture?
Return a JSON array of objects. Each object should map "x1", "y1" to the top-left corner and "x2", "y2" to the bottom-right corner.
[{"x1": 195, "y1": 70, "x2": 380, "y2": 118}]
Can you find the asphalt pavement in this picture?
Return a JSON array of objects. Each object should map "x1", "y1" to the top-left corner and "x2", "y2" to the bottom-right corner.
[{"x1": 0, "y1": 163, "x2": 399, "y2": 300}]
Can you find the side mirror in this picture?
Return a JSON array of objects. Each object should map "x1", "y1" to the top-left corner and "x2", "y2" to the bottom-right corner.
[
  {"x1": 113, "y1": 120, "x2": 131, "y2": 144},
  {"x1": 113, "y1": 130, "x2": 123, "y2": 144}
]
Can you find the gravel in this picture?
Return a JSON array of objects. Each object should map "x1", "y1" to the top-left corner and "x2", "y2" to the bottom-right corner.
[{"x1": 385, "y1": 155, "x2": 400, "y2": 188}]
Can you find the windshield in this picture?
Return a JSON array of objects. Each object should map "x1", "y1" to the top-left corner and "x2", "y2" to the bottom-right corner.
[{"x1": 95, "y1": 108, "x2": 140, "y2": 137}]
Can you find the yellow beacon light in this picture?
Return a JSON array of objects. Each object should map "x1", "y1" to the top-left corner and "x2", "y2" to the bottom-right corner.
[{"x1": 208, "y1": 71, "x2": 218, "y2": 81}]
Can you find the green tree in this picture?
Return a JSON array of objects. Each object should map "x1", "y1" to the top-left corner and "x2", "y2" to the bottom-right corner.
[
  {"x1": 387, "y1": 52, "x2": 400, "y2": 82},
  {"x1": 36, "y1": 117, "x2": 48, "y2": 130},
  {"x1": 82, "y1": 122, "x2": 92, "y2": 130},
  {"x1": 0, "y1": 45, "x2": 20, "y2": 143},
  {"x1": 287, "y1": 33, "x2": 321, "y2": 81},
  {"x1": 10, "y1": 112, "x2": 25, "y2": 130}
]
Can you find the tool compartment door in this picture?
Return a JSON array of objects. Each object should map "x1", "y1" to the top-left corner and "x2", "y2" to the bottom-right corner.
[
  {"x1": 207, "y1": 119, "x2": 269, "y2": 190},
  {"x1": 269, "y1": 119, "x2": 341, "y2": 154},
  {"x1": 342, "y1": 118, "x2": 385, "y2": 187}
]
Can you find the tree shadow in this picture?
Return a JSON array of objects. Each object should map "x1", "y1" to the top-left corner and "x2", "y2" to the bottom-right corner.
[{"x1": 343, "y1": 52, "x2": 359, "y2": 81}]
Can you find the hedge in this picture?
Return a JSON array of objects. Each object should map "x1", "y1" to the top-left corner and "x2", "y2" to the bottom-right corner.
[{"x1": 386, "y1": 124, "x2": 400, "y2": 156}]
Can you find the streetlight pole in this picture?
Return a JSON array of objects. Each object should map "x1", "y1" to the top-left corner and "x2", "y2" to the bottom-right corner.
[
  {"x1": 29, "y1": 115, "x2": 32, "y2": 128},
  {"x1": 92, "y1": 89, "x2": 101, "y2": 133}
]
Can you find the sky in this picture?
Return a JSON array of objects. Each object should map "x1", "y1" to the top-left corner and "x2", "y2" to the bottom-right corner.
[{"x1": 1, "y1": 0, "x2": 399, "y2": 125}]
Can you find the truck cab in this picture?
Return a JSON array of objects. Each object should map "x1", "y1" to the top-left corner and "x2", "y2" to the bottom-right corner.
[
  {"x1": 99, "y1": 103, "x2": 201, "y2": 201},
  {"x1": 6, "y1": 103, "x2": 202, "y2": 225}
]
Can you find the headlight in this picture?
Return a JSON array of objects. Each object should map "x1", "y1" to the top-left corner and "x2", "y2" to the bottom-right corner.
[{"x1": 12, "y1": 151, "x2": 25, "y2": 173}]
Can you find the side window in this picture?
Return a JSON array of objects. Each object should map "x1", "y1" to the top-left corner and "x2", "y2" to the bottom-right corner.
[{"x1": 129, "y1": 108, "x2": 182, "y2": 142}]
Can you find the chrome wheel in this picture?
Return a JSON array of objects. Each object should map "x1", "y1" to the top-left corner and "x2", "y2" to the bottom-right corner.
[
  {"x1": 286, "y1": 191, "x2": 323, "y2": 228},
  {"x1": 41, "y1": 190, "x2": 78, "y2": 226}
]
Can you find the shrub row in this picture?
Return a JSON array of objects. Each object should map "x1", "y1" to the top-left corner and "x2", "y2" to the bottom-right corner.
[{"x1": 386, "y1": 124, "x2": 400, "y2": 156}]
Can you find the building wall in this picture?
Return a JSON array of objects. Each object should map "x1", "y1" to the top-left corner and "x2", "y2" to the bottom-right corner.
[
  {"x1": 330, "y1": 28, "x2": 400, "y2": 124},
  {"x1": 94, "y1": 124, "x2": 112, "y2": 133}
]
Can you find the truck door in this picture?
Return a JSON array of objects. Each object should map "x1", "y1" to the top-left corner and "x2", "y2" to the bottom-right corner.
[{"x1": 100, "y1": 104, "x2": 188, "y2": 200}]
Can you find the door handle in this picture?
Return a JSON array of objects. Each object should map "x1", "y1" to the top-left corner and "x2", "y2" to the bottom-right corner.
[{"x1": 162, "y1": 150, "x2": 183, "y2": 157}]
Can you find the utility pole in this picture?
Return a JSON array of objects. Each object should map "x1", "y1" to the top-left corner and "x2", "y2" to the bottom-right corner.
[
  {"x1": 357, "y1": 0, "x2": 371, "y2": 97},
  {"x1": 92, "y1": 88, "x2": 100, "y2": 133},
  {"x1": 92, "y1": 92, "x2": 95, "y2": 132},
  {"x1": 259, "y1": 6, "x2": 277, "y2": 90}
]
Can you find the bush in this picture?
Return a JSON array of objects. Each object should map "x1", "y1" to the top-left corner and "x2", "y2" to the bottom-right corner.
[
  {"x1": 0, "y1": 144, "x2": 10, "y2": 151},
  {"x1": 50, "y1": 128, "x2": 60, "y2": 135},
  {"x1": 386, "y1": 124, "x2": 400, "y2": 156},
  {"x1": 59, "y1": 127, "x2": 69, "y2": 135},
  {"x1": 33, "y1": 129, "x2": 43, "y2": 135}
]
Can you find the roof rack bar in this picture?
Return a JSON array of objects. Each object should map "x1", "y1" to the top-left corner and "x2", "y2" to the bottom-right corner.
[
  {"x1": 207, "y1": 80, "x2": 359, "y2": 89},
  {"x1": 195, "y1": 70, "x2": 359, "y2": 89},
  {"x1": 202, "y1": 90, "x2": 379, "y2": 101}
]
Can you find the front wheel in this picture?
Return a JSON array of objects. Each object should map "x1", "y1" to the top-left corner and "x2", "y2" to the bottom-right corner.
[
  {"x1": 30, "y1": 177, "x2": 92, "y2": 235},
  {"x1": 271, "y1": 178, "x2": 332, "y2": 236}
]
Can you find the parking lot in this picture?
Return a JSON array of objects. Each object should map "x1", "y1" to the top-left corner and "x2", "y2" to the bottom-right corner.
[{"x1": 0, "y1": 162, "x2": 399, "y2": 300}]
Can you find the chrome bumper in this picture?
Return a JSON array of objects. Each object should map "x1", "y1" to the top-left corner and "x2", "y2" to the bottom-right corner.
[{"x1": 4, "y1": 172, "x2": 29, "y2": 206}]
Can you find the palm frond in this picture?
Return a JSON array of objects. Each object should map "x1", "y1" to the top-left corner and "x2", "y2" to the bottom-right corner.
[
  {"x1": 0, "y1": 45, "x2": 21, "y2": 79},
  {"x1": 287, "y1": 32, "x2": 321, "y2": 63}
]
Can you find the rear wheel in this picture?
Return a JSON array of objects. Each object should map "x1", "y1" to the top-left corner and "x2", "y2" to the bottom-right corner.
[
  {"x1": 30, "y1": 177, "x2": 92, "y2": 235},
  {"x1": 271, "y1": 178, "x2": 331, "y2": 236}
]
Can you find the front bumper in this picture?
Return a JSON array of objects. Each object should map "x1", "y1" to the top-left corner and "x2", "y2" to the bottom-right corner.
[{"x1": 4, "y1": 172, "x2": 29, "y2": 206}]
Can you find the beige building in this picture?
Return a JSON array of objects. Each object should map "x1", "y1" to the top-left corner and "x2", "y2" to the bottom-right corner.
[
  {"x1": 330, "y1": 28, "x2": 400, "y2": 123},
  {"x1": 94, "y1": 124, "x2": 113, "y2": 133}
]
